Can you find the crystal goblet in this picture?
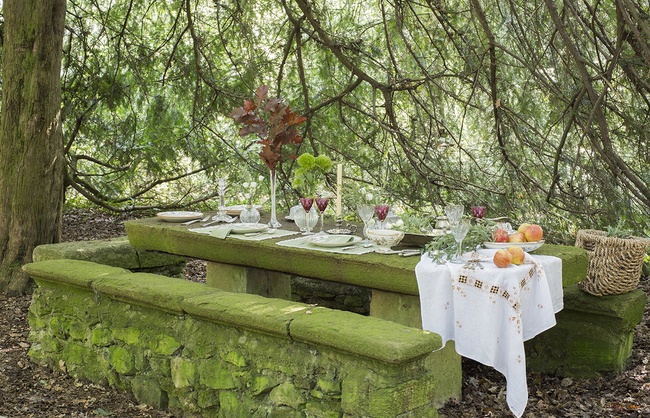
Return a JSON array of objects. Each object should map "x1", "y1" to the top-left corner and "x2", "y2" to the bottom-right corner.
[
  {"x1": 315, "y1": 197, "x2": 329, "y2": 235},
  {"x1": 471, "y1": 206, "x2": 486, "y2": 219},
  {"x1": 374, "y1": 204, "x2": 390, "y2": 228},
  {"x1": 444, "y1": 204, "x2": 464, "y2": 227},
  {"x1": 357, "y1": 204, "x2": 374, "y2": 241},
  {"x1": 450, "y1": 221, "x2": 471, "y2": 263}
]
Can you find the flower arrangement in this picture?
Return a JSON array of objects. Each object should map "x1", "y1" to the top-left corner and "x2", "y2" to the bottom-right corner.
[
  {"x1": 241, "y1": 174, "x2": 266, "y2": 206},
  {"x1": 230, "y1": 85, "x2": 306, "y2": 171},
  {"x1": 291, "y1": 152, "x2": 333, "y2": 197}
]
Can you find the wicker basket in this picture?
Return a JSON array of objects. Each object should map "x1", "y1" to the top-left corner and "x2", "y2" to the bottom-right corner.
[{"x1": 575, "y1": 229, "x2": 650, "y2": 296}]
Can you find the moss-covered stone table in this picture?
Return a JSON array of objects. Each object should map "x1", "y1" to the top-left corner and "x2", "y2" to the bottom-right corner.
[{"x1": 125, "y1": 217, "x2": 588, "y2": 301}]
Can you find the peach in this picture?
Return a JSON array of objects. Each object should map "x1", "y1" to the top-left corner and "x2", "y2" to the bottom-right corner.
[
  {"x1": 517, "y1": 223, "x2": 531, "y2": 234},
  {"x1": 507, "y1": 246, "x2": 525, "y2": 265},
  {"x1": 524, "y1": 224, "x2": 543, "y2": 242},
  {"x1": 493, "y1": 249, "x2": 512, "y2": 268},
  {"x1": 508, "y1": 232, "x2": 526, "y2": 243},
  {"x1": 493, "y1": 228, "x2": 509, "y2": 243}
]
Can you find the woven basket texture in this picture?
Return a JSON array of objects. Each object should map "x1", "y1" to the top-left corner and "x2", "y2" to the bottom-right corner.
[{"x1": 575, "y1": 229, "x2": 650, "y2": 296}]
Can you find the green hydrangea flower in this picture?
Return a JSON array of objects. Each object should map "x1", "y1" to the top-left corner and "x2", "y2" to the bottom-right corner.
[
  {"x1": 314, "y1": 155, "x2": 333, "y2": 171},
  {"x1": 296, "y1": 153, "x2": 316, "y2": 169}
]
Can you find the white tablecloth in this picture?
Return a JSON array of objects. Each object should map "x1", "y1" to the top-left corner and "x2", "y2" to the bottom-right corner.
[{"x1": 415, "y1": 249, "x2": 562, "y2": 417}]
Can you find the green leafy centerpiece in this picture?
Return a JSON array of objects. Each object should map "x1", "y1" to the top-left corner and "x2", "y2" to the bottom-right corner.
[
  {"x1": 230, "y1": 85, "x2": 306, "y2": 227},
  {"x1": 425, "y1": 222, "x2": 493, "y2": 263}
]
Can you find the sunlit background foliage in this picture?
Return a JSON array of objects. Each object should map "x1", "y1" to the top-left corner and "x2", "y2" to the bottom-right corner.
[{"x1": 4, "y1": 0, "x2": 650, "y2": 242}]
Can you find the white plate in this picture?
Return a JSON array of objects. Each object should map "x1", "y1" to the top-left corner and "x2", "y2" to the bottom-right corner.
[
  {"x1": 156, "y1": 211, "x2": 204, "y2": 222},
  {"x1": 229, "y1": 223, "x2": 269, "y2": 234},
  {"x1": 225, "y1": 205, "x2": 262, "y2": 216},
  {"x1": 307, "y1": 235, "x2": 361, "y2": 248},
  {"x1": 483, "y1": 240, "x2": 545, "y2": 252}
]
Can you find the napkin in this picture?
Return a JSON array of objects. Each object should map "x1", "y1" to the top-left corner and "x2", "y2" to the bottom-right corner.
[
  {"x1": 316, "y1": 235, "x2": 355, "y2": 245},
  {"x1": 209, "y1": 226, "x2": 232, "y2": 239}
]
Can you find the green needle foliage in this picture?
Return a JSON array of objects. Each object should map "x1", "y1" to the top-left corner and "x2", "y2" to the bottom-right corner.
[{"x1": 425, "y1": 222, "x2": 494, "y2": 263}]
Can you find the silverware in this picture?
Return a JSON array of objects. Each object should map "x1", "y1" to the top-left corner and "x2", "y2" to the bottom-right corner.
[
  {"x1": 183, "y1": 214, "x2": 212, "y2": 225},
  {"x1": 204, "y1": 217, "x2": 238, "y2": 227},
  {"x1": 244, "y1": 229, "x2": 276, "y2": 237},
  {"x1": 375, "y1": 249, "x2": 422, "y2": 256},
  {"x1": 399, "y1": 250, "x2": 422, "y2": 257}
]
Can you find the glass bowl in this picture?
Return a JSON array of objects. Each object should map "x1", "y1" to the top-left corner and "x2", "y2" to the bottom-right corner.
[{"x1": 366, "y1": 228, "x2": 405, "y2": 251}]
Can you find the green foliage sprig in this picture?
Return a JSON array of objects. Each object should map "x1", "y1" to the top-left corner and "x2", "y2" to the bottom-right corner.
[
  {"x1": 605, "y1": 219, "x2": 635, "y2": 239},
  {"x1": 424, "y1": 222, "x2": 493, "y2": 262}
]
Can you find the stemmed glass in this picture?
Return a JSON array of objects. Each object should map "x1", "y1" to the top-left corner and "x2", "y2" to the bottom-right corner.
[
  {"x1": 471, "y1": 206, "x2": 486, "y2": 219},
  {"x1": 213, "y1": 178, "x2": 234, "y2": 223},
  {"x1": 444, "y1": 204, "x2": 464, "y2": 227},
  {"x1": 315, "y1": 197, "x2": 329, "y2": 235},
  {"x1": 374, "y1": 204, "x2": 390, "y2": 229},
  {"x1": 299, "y1": 197, "x2": 315, "y2": 235},
  {"x1": 357, "y1": 204, "x2": 375, "y2": 242},
  {"x1": 450, "y1": 221, "x2": 471, "y2": 263}
]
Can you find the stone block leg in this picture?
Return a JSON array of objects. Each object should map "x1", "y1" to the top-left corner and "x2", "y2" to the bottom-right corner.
[
  {"x1": 525, "y1": 284, "x2": 647, "y2": 377},
  {"x1": 370, "y1": 289, "x2": 462, "y2": 406},
  {"x1": 206, "y1": 261, "x2": 291, "y2": 299}
]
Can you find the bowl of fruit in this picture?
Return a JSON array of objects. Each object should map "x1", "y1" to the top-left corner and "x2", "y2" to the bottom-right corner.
[{"x1": 484, "y1": 223, "x2": 545, "y2": 252}]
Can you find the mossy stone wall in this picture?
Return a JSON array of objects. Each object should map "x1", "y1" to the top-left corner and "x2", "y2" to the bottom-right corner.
[
  {"x1": 525, "y1": 283, "x2": 647, "y2": 377},
  {"x1": 24, "y1": 259, "x2": 444, "y2": 417}
]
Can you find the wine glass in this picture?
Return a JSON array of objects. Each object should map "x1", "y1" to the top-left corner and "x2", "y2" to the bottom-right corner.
[
  {"x1": 471, "y1": 206, "x2": 486, "y2": 219},
  {"x1": 213, "y1": 178, "x2": 234, "y2": 222},
  {"x1": 299, "y1": 197, "x2": 315, "y2": 235},
  {"x1": 357, "y1": 204, "x2": 374, "y2": 242},
  {"x1": 450, "y1": 221, "x2": 471, "y2": 263},
  {"x1": 315, "y1": 197, "x2": 329, "y2": 235},
  {"x1": 374, "y1": 204, "x2": 390, "y2": 228},
  {"x1": 444, "y1": 204, "x2": 464, "y2": 227}
]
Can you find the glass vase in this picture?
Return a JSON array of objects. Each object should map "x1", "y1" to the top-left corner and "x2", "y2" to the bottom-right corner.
[
  {"x1": 268, "y1": 169, "x2": 281, "y2": 228},
  {"x1": 240, "y1": 205, "x2": 261, "y2": 224},
  {"x1": 294, "y1": 206, "x2": 318, "y2": 233}
]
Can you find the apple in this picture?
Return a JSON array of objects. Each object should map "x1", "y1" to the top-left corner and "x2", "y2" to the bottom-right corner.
[
  {"x1": 508, "y1": 232, "x2": 526, "y2": 243},
  {"x1": 493, "y1": 249, "x2": 512, "y2": 268},
  {"x1": 507, "y1": 246, "x2": 525, "y2": 265},
  {"x1": 524, "y1": 224, "x2": 543, "y2": 242},
  {"x1": 493, "y1": 228, "x2": 509, "y2": 243},
  {"x1": 517, "y1": 223, "x2": 531, "y2": 234}
]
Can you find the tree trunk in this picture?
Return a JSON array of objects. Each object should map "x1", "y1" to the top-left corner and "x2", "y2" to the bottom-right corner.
[{"x1": 0, "y1": 0, "x2": 67, "y2": 295}]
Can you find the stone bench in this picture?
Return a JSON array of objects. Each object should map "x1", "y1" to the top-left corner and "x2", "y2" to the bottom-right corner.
[
  {"x1": 32, "y1": 238, "x2": 647, "y2": 379},
  {"x1": 32, "y1": 237, "x2": 188, "y2": 277},
  {"x1": 24, "y1": 259, "x2": 444, "y2": 417}
]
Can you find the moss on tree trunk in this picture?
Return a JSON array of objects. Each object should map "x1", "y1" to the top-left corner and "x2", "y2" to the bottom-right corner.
[{"x1": 0, "y1": 0, "x2": 67, "y2": 294}]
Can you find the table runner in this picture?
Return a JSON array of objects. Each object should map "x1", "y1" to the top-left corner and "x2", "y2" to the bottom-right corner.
[{"x1": 416, "y1": 250, "x2": 562, "y2": 417}]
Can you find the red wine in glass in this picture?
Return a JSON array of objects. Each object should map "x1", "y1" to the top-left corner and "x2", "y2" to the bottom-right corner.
[
  {"x1": 471, "y1": 206, "x2": 486, "y2": 219},
  {"x1": 315, "y1": 197, "x2": 329, "y2": 213},
  {"x1": 315, "y1": 197, "x2": 329, "y2": 233},
  {"x1": 299, "y1": 197, "x2": 314, "y2": 212},
  {"x1": 375, "y1": 205, "x2": 390, "y2": 222}
]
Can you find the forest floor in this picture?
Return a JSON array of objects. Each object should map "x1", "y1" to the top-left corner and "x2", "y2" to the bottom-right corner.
[{"x1": 0, "y1": 209, "x2": 649, "y2": 417}]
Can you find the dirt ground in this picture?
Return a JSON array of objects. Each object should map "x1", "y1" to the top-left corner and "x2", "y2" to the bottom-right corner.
[{"x1": 0, "y1": 209, "x2": 648, "y2": 417}]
